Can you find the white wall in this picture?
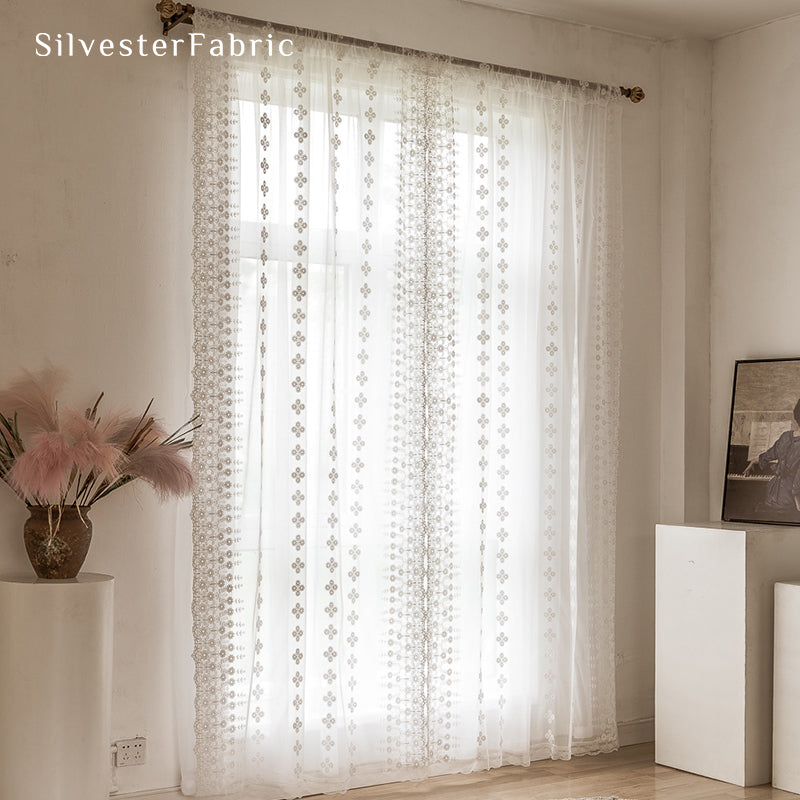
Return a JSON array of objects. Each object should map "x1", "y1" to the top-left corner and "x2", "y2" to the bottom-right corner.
[
  {"x1": 659, "y1": 40, "x2": 712, "y2": 527},
  {"x1": 0, "y1": 0, "x2": 192, "y2": 793},
  {"x1": 710, "y1": 16, "x2": 800, "y2": 519},
  {"x1": 0, "y1": 0, "x2": 663, "y2": 792}
]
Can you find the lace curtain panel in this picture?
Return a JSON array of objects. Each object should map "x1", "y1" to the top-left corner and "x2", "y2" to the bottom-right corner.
[{"x1": 186, "y1": 9, "x2": 624, "y2": 798}]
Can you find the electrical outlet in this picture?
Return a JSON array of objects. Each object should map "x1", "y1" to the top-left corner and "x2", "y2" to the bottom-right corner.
[{"x1": 114, "y1": 737, "x2": 147, "y2": 767}]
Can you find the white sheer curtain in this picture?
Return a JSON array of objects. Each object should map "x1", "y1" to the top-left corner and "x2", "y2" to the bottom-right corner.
[{"x1": 186, "y1": 9, "x2": 623, "y2": 798}]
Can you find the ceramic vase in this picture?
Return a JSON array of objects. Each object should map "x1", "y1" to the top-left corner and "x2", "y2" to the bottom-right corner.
[{"x1": 23, "y1": 505, "x2": 93, "y2": 579}]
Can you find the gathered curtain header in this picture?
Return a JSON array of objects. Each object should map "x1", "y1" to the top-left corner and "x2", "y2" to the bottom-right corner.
[{"x1": 160, "y1": 3, "x2": 644, "y2": 102}]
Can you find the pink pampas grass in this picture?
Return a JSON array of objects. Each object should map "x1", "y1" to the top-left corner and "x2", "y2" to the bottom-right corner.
[
  {"x1": 7, "y1": 430, "x2": 73, "y2": 504},
  {"x1": 62, "y1": 408, "x2": 125, "y2": 480},
  {"x1": 121, "y1": 443, "x2": 194, "y2": 501},
  {"x1": 0, "y1": 365, "x2": 66, "y2": 433},
  {"x1": 111, "y1": 410, "x2": 168, "y2": 452},
  {"x1": 0, "y1": 366, "x2": 198, "y2": 510}
]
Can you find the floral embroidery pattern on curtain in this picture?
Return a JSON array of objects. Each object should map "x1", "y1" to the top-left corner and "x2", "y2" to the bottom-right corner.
[
  {"x1": 187, "y1": 9, "x2": 624, "y2": 798},
  {"x1": 389, "y1": 65, "x2": 458, "y2": 770}
]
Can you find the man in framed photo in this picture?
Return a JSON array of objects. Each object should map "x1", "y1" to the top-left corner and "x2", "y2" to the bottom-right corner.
[{"x1": 744, "y1": 398, "x2": 800, "y2": 520}]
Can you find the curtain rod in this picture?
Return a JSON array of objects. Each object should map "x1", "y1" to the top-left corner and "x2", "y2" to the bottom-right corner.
[{"x1": 155, "y1": 1, "x2": 645, "y2": 103}]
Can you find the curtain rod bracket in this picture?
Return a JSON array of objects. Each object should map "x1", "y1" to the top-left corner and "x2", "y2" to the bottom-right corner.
[
  {"x1": 156, "y1": 1, "x2": 195, "y2": 36},
  {"x1": 620, "y1": 86, "x2": 645, "y2": 103}
]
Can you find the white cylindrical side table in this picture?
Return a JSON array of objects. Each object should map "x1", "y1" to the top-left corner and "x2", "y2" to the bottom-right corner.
[
  {"x1": 774, "y1": 580, "x2": 800, "y2": 794},
  {"x1": 0, "y1": 573, "x2": 114, "y2": 800}
]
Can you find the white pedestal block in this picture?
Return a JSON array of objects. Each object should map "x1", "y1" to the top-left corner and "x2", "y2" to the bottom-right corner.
[
  {"x1": 0, "y1": 573, "x2": 114, "y2": 800},
  {"x1": 655, "y1": 523, "x2": 800, "y2": 787},
  {"x1": 773, "y1": 581, "x2": 800, "y2": 793}
]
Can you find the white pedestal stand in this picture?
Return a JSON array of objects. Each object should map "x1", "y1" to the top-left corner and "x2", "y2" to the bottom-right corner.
[
  {"x1": 773, "y1": 581, "x2": 800, "y2": 794},
  {"x1": 0, "y1": 573, "x2": 114, "y2": 800},
  {"x1": 655, "y1": 523, "x2": 800, "y2": 786}
]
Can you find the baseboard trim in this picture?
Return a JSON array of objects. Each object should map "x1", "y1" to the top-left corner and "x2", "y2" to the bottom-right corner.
[
  {"x1": 618, "y1": 717, "x2": 655, "y2": 746},
  {"x1": 113, "y1": 787, "x2": 182, "y2": 798}
]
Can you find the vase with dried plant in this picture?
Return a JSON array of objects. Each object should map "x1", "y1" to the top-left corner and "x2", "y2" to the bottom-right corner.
[{"x1": 0, "y1": 366, "x2": 197, "y2": 579}]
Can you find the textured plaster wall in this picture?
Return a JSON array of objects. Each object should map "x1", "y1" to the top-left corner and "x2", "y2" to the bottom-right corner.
[{"x1": 0, "y1": 0, "x2": 662, "y2": 792}]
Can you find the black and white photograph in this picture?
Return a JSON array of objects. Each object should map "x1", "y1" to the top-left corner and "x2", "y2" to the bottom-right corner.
[{"x1": 723, "y1": 358, "x2": 800, "y2": 524}]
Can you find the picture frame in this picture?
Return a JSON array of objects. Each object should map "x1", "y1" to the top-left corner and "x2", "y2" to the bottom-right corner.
[{"x1": 722, "y1": 357, "x2": 800, "y2": 525}]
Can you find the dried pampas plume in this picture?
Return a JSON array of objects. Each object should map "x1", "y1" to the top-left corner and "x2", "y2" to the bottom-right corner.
[
  {"x1": 0, "y1": 365, "x2": 198, "y2": 510},
  {"x1": 123, "y1": 444, "x2": 195, "y2": 501},
  {"x1": 0, "y1": 364, "x2": 67, "y2": 433}
]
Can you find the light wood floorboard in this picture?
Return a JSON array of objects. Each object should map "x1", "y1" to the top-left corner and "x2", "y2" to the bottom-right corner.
[{"x1": 135, "y1": 743, "x2": 800, "y2": 800}]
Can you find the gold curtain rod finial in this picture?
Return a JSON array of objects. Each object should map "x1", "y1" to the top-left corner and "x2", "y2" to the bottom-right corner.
[
  {"x1": 620, "y1": 86, "x2": 645, "y2": 103},
  {"x1": 156, "y1": 0, "x2": 195, "y2": 36}
]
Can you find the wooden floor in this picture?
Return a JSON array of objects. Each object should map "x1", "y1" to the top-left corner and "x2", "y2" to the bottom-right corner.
[
  {"x1": 139, "y1": 742, "x2": 799, "y2": 799},
  {"x1": 303, "y1": 743, "x2": 798, "y2": 800}
]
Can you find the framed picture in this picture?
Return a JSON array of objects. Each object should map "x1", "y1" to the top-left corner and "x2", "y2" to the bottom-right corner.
[{"x1": 722, "y1": 358, "x2": 800, "y2": 524}]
